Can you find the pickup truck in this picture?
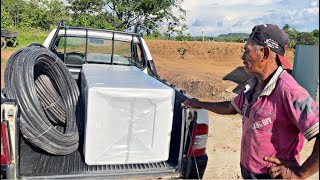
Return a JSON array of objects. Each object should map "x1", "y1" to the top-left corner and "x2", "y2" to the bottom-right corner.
[{"x1": 1, "y1": 21, "x2": 209, "y2": 179}]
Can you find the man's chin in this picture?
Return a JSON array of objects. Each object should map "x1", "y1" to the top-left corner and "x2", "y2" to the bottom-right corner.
[{"x1": 244, "y1": 66, "x2": 252, "y2": 74}]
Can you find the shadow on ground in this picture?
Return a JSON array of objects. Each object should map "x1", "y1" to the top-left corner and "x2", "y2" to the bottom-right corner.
[{"x1": 223, "y1": 66, "x2": 254, "y2": 93}]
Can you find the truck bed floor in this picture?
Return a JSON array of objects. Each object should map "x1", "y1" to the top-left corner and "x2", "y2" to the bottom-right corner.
[{"x1": 19, "y1": 133, "x2": 177, "y2": 179}]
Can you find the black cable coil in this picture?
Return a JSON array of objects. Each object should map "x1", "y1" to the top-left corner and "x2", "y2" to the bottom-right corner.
[{"x1": 4, "y1": 46, "x2": 79, "y2": 155}]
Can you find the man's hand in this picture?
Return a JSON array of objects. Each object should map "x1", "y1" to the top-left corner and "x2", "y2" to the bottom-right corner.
[
  {"x1": 263, "y1": 156, "x2": 304, "y2": 179},
  {"x1": 181, "y1": 99, "x2": 200, "y2": 108}
]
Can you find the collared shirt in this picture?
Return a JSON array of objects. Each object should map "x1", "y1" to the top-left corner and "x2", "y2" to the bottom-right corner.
[{"x1": 231, "y1": 66, "x2": 319, "y2": 174}]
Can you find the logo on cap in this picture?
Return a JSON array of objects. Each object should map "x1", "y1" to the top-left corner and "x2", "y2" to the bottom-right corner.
[{"x1": 264, "y1": 39, "x2": 279, "y2": 49}]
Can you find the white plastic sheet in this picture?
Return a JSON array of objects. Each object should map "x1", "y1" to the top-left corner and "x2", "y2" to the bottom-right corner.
[{"x1": 81, "y1": 64, "x2": 175, "y2": 165}]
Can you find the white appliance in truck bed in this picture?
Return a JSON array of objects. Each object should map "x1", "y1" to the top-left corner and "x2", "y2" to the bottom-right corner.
[{"x1": 81, "y1": 64, "x2": 175, "y2": 165}]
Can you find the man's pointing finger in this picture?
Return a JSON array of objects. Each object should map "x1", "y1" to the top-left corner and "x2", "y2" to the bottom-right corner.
[{"x1": 264, "y1": 156, "x2": 283, "y2": 165}]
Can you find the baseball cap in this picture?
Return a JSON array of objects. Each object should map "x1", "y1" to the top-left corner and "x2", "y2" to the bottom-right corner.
[{"x1": 249, "y1": 24, "x2": 292, "y2": 69}]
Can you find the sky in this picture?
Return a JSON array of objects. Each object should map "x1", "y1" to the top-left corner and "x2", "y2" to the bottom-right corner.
[
  {"x1": 60, "y1": 0, "x2": 319, "y2": 36},
  {"x1": 176, "y1": 0, "x2": 319, "y2": 36}
]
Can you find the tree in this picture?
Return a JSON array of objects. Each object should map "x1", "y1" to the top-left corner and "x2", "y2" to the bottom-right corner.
[
  {"x1": 14, "y1": 0, "x2": 50, "y2": 30},
  {"x1": 151, "y1": 30, "x2": 161, "y2": 38},
  {"x1": 281, "y1": 24, "x2": 319, "y2": 48},
  {"x1": 312, "y1": 29, "x2": 319, "y2": 38},
  {"x1": 1, "y1": 5, "x2": 14, "y2": 28},
  {"x1": 165, "y1": 22, "x2": 178, "y2": 39},
  {"x1": 67, "y1": 0, "x2": 106, "y2": 15},
  {"x1": 282, "y1": 24, "x2": 290, "y2": 33},
  {"x1": 175, "y1": 24, "x2": 188, "y2": 41},
  {"x1": 1, "y1": 0, "x2": 27, "y2": 28},
  {"x1": 1, "y1": 0, "x2": 69, "y2": 30},
  {"x1": 67, "y1": 0, "x2": 117, "y2": 30},
  {"x1": 106, "y1": 0, "x2": 186, "y2": 33},
  {"x1": 45, "y1": 0, "x2": 70, "y2": 28},
  {"x1": 70, "y1": 12, "x2": 115, "y2": 30}
]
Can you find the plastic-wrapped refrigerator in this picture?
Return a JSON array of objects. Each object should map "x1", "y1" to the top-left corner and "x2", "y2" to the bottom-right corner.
[{"x1": 81, "y1": 64, "x2": 175, "y2": 165}]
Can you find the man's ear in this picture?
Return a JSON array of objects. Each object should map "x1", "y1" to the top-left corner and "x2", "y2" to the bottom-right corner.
[{"x1": 262, "y1": 46, "x2": 270, "y2": 59}]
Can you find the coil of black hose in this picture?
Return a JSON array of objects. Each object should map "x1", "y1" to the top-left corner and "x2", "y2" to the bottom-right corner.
[{"x1": 4, "y1": 46, "x2": 79, "y2": 155}]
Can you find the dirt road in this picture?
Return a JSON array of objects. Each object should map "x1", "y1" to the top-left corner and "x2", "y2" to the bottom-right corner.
[{"x1": 1, "y1": 40, "x2": 318, "y2": 179}]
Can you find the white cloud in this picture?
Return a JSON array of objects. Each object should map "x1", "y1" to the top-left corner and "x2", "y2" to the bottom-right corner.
[
  {"x1": 252, "y1": 7, "x2": 319, "y2": 32},
  {"x1": 310, "y1": 0, "x2": 319, "y2": 7},
  {"x1": 180, "y1": 0, "x2": 319, "y2": 36}
]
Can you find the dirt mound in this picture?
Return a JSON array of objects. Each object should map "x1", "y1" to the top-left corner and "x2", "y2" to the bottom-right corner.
[
  {"x1": 145, "y1": 40, "x2": 294, "y2": 101},
  {"x1": 147, "y1": 40, "x2": 245, "y2": 63}
]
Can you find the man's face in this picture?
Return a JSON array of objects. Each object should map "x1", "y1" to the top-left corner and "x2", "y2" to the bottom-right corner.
[{"x1": 242, "y1": 39, "x2": 264, "y2": 74}]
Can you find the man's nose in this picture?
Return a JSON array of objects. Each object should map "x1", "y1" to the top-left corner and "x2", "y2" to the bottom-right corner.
[{"x1": 241, "y1": 53, "x2": 246, "y2": 61}]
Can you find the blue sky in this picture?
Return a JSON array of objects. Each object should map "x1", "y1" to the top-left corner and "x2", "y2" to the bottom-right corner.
[{"x1": 176, "y1": 0, "x2": 319, "y2": 36}]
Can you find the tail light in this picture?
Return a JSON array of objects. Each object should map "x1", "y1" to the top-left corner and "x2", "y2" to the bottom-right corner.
[
  {"x1": 188, "y1": 123, "x2": 208, "y2": 157},
  {"x1": 1, "y1": 121, "x2": 11, "y2": 164}
]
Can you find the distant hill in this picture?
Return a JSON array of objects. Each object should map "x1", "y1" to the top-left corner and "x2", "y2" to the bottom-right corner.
[{"x1": 217, "y1": 33, "x2": 249, "y2": 37}]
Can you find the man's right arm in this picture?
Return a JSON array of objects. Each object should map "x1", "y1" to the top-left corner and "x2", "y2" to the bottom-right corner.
[{"x1": 182, "y1": 99, "x2": 238, "y2": 115}]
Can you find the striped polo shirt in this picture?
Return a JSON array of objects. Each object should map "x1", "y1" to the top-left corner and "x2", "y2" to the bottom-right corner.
[{"x1": 231, "y1": 66, "x2": 319, "y2": 174}]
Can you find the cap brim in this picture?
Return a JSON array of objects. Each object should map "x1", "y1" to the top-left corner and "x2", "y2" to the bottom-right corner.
[{"x1": 277, "y1": 54, "x2": 292, "y2": 70}]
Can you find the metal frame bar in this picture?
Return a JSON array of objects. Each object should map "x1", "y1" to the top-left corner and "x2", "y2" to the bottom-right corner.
[
  {"x1": 85, "y1": 29, "x2": 88, "y2": 63},
  {"x1": 136, "y1": 36, "x2": 147, "y2": 68},
  {"x1": 48, "y1": 21, "x2": 149, "y2": 69},
  {"x1": 63, "y1": 27, "x2": 67, "y2": 61},
  {"x1": 131, "y1": 35, "x2": 134, "y2": 66},
  {"x1": 111, "y1": 32, "x2": 115, "y2": 64},
  {"x1": 61, "y1": 26, "x2": 139, "y2": 36},
  {"x1": 48, "y1": 20, "x2": 64, "y2": 50}
]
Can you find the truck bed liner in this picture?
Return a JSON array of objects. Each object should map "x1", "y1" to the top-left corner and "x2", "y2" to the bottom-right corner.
[{"x1": 19, "y1": 137, "x2": 177, "y2": 178}]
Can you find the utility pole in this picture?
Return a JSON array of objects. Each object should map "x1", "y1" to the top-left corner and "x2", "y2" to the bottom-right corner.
[{"x1": 202, "y1": 31, "x2": 204, "y2": 42}]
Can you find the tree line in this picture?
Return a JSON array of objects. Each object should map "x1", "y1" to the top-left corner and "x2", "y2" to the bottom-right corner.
[
  {"x1": 282, "y1": 24, "x2": 319, "y2": 48},
  {"x1": 1, "y1": 0, "x2": 186, "y2": 34},
  {"x1": 1, "y1": 0, "x2": 318, "y2": 47},
  {"x1": 188, "y1": 25, "x2": 319, "y2": 48}
]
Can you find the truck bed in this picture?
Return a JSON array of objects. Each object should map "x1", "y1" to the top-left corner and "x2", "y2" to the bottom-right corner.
[
  {"x1": 18, "y1": 90, "x2": 187, "y2": 179},
  {"x1": 19, "y1": 138, "x2": 176, "y2": 179}
]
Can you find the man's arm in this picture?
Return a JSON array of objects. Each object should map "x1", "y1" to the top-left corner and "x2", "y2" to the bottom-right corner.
[
  {"x1": 181, "y1": 99, "x2": 238, "y2": 115},
  {"x1": 264, "y1": 134, "x2": 319, "y2": 179},
  {"x1": 298, "y1": 135, "x2": 319, "y2": 178}
]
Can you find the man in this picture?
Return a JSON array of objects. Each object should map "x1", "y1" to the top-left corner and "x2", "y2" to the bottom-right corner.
[{"x1": 182, "y1": 24, "x2": 319, "y2": 179}]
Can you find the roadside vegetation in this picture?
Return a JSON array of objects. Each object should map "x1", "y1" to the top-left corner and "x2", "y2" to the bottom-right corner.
[{"x1": 1, "y1": 0, "x2": 319, "y2": 50}]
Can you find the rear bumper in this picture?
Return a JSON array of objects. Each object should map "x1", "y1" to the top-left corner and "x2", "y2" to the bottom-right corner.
[
  {"x1": 188, "y1": 154, "x2": 208, "y2": 179},
  {"x1": 1, "y1": 165, "x2": 8, "y2": 179},
  {"x1": 1, "y1": 164, "x2": 16, "y2": 179}
]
